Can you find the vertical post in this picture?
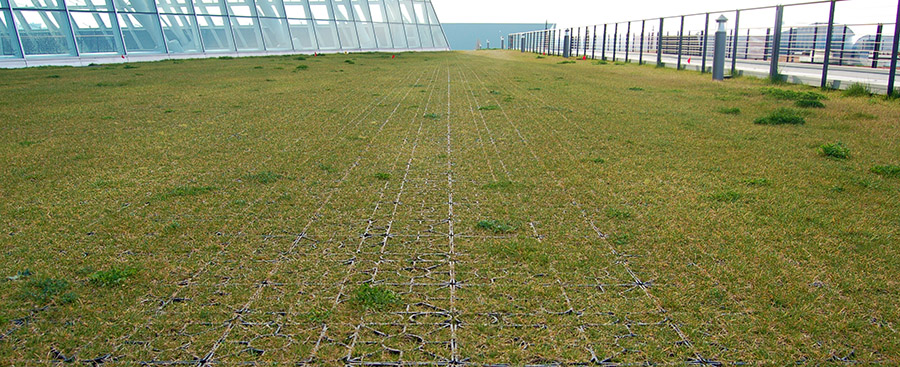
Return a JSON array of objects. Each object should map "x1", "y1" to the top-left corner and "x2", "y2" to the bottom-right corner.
[
  {"x1": 677, "y1": 15, "x2": 684, "y2": 70},
  {"x1": 563, "y1": 29, "x2": 570, "y2": 58},
  {"x1": 702, "y1": 13, "x2": 710, "y2": 73},
  {"x1": 764, "y1": 28, "x2": 771, "y2": 61},
  {"x1": 602, "y1": 24, "x2": 607, "y2": 60},
  {"x1": 839, "y1": 25, "x2": 847, "y2": 65},
  {"x1": 714, "y1": 15, "x2": 728, "y2": 81},
  {"x1": 612, "y1": 23, "x2": 618, "y2": 61},
  {"x1": 2, "y1": 0, "x2": 25, "y2": 58},
  {"x1": 888, "y1": 0, "x2": 900, "y2": 96},
  {"x1": 521, "y1": 35, "x2": 525, "y2": 52},
  {"x1": 592, "y1": 25, "x2": 597, "y2": 59},
  {"x1": 639, "y1": 20, "x2": 645, "y2": 64},
  {"x1": 732, "y1": 10, "x2": 740, "y2": 73},
  {"x1": 788, "y1": 28, "x2": 795, "y2": 61},
  {"x1": 584, "y1": 26, "x2": 589, "y2": 56},
  {"x1": 59, "y1": 0, "x2": 80, "y2": 56},
  {"x1": 872, "y1": 24, "x2": 883, "y2": 68},
  {"x1": 769, "y1": 5, "x2": 784, "y2": 81},
  {"x1": 813, "y1": 24, "x2": 819, "y2": 62},
  {"x1": 625, "y1": 22, "x2": 631, "y2": 62},
  {"x1": 657, "y1": 18, "x2": 664, "y2": 66},
  {"x1": 745, "y1": 28, "x2": 750, "y2": 60},
  {"x1": 822, "y1": 0, "x2": 837, "y2": 88}
]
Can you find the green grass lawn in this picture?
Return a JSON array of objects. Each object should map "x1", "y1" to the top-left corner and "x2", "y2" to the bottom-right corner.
[{"x1": 1, "y1": 50, "x2": 898, "y2": 365}]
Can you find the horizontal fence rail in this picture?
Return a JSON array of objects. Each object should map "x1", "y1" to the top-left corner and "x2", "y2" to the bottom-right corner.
[{"x1": 509, "y1": 0, "x2": 900, "y2": 95}]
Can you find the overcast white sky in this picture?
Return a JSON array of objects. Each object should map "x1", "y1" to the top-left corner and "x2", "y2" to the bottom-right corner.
[{"x1": 431, "y1": 0, "x2": 899, "y2": 30}]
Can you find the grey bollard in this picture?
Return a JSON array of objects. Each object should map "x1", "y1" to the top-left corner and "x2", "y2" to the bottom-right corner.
[
  {"x1": 563, "y1": 29, "x2": 571, "y2": 58},
  {"x1": 713, "y1": 15, "x2": 728, "y2": 81},
  {"x1": 521, "y1": 35, "x2": 526, "y2": 53}
]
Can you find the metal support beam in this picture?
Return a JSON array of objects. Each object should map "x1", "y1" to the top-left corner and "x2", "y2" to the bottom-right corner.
[
  {"x1": 888, "y1": 0, "x2": 900, "y2": 95},
  {"x1": 677, "y1": 16, "x2": 684, "y2": 69},
  {"x1": 769, "y1": 5, "x2": 784, "y2": 81},
  {"x1": 872, "y1": 24, "x2": 883, "y2": 68},
  {"x1": 625, "y1": 21, "x2": 631, "y2": 62},
  {"x1": 639, "y1": 20, "x2": 645, "y2": 64},
  {"x1": 612, "y1": 23, "x2": 617, "y2": 61},
  {"x1": 657, "y1": 18, "x2": 664, "y2": 66},
  {"x1": 702, "y1": 13, "x2": 709, "y2": 73},
  {"x1": 601, "y1": 24, "x2": 607, "y2": 60},
  {"x1": 732, "y1": 10, "x2": 740, "y2": 74},
  {"x1": 821, "y1": 0, "x2": 837, "y2": 88},
  {"x1": 592, "y1": 25, "x2": 597, "y2": 59}
]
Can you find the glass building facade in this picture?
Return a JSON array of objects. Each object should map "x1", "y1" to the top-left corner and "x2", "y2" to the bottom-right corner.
[{"x1": 0, "y1": 0, "x2": 448, "y2": 63}]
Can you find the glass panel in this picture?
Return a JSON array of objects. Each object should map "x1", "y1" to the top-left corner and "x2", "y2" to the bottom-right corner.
[
  {"x1": 335, "y1": 19, "x2": 355, "y2": 48},
  {"x1": 259, "y1": 16, "x2": 289, "y2": 49},
  {"x1": 417, "y1": 21, "x2": 431, "y2": 47},
  {"x1": 255, "y1": 0, "x2": 282, "y2": 17},
  {"x1": 430, "y1": 24, "x2": 444, "y2": 48},
  {"x1": 367, "y1": 0, "x2": 383, "y2": 22},
  {"x1": 308, "y1": 0, "x2": 329, "y2": 20},
  {"x1": 424, "y1": 1, "x2": 438, "y2": 24},
  {"x1": 12, "y1": 0, "x2": 63, "y2": 9},
  {"x1": 383, "y1": 0, "x2": 399, "y2": 23},
  {"x1": 14, "y1": 9, "x2": 75, "y2": 55},
  {"x1": 160, "y1": 13, "x2": 200, "y2": 52},
  {"x1": 398, "y1": 0, "x2": 413, "y2": 23},
  {"x1": 404, "y1": 23, "x2": 417, "y2": 47},
  {"x1": 196, "y1": 14, "x2": 232, "y2": 50},
  {"x1": 372, "y1": 21, "x2": 389, "y2": 48},
  {"x1": 156, "y1": 0, "x2": 192, "y2": 14},
  {"x1": 331, "y1": 0, "x2": 349, "y2": 21},
  {"x1": 287, "y1": 17, "x2": 315, "y2": 49},
  {"x1": 282, "y1": 0, "x2": 307, "y2": 18},
  {"x1": 119, "y1": 12, "x2": 165, "y2": 52},
  {"x1": 388, "y1": 22, "x2": 403, "y2": 47},
  {"x1": 229, "y1": 16, "x2": 261, "y2": 50},
  {"x1": 66, "y1": 0, "x2": 112, "y2": 11},
  {"x1": 0, "y1": 10, "x2": 22, "y2": 57},
  {"x1": 412, "y1": 1, "x2": 424, "y2": 24},
  {"x1": 114, "y1": 0, "x2": 156, "y2": 12},
  {"x1": 355, "y1": 20, "x2": 374, "y2": 49},
  {"x1": 313, "y1": 19, "x2": 337, "y2": 49},
  {"x1": 194, "y1": 0, "x2": 225, "y2": 15},
  {"x1": 350, "y1": 0, "x2": 368, "y2": 22},
  {"x1": 70, "y1": 11, "x2": 120, "y2": 53},
  {"x1": 225, "y1": 0, "x2": 254, "y2": 17}
]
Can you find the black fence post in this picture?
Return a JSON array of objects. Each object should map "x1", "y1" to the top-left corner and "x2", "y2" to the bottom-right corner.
[
  {"x1": 764, "y1": 28, "x2": 771, "y2": 61},
  {"x1": 839, "y1": 25, "x2": 847, "y2": 65},
  {"x1": 592, "y1": 25, "x2": 597, "y2": 59},
  {"x1": 769, "y1": 5, "x2": 784, "y2": 80},
  {"x1": 732, "y1": 10, "x2": 741, "y2": 74},
  {"x1": 613, "y1": 23, "x2": 618, "y2": 61},
  {"x1": 601, "y1": 24, "x2": 607, "y2": 60},
  {"x1": 657, "y1": 18, "x2": 664, "y2": 66},
  {"x1": 888, "y1": 0, "x2": 900, "y2": 96},
  {"x1": 822, "y1": 0, "x2": 837, "y2": 88},
  {"x1": 640, "y1": 20, "x2": 646, "y2": 64},
  {"x1": 625, "y1": 22, "x2": 632, "y2": 62},
  {"x1": 584, "y1": 27, "x2": 589, "y2": 56},
  {"x1": 745, "y1": 28, "x2": 750, "y2": 60},
  {"x1": 702, "y1": 13, "x2": 710, "y2": 73},
  {"x1": 872, "y1": 24, "x2": 883, "y2": 68},
  {"x1": 677, "y1": 15, "x2": 685, "y2": 70}
]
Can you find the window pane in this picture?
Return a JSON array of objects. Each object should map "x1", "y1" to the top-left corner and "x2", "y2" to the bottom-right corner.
[
  {"x1": 417, "y1": 21, "x2": 431, "y2": 47},
  {"x1": 355, "y1": 20, "x2": 374, "y2": 49},
  {"x1": 14, "y1": 10, "x2": 75, "y2": 55},
  {"x1": 331, "y1": 0, "x2": 350, "y2": 21},
  {"x1": 230, "y1": 16, "x2": 261, "y2": 50},
  {"x1": 425, "y1": 1, "x2": 438, "y2": 24},
  {"x1": 389, "y1": 22, "x2": 403, "y2": 47},
  {"x1": 12, "y1": 0, "x2": 63, "y2": 9},
  {"x1": 196, "y1": 14, "x2": 232, "y2": 50},
  {"x1": 156, "y1": 0, "x2": 192, "y2": 14},
  {"x1": 308, "y1": 0, "x2": 329, "y2": 20},
  {"x1": 383, "y1": 0, "x2": 400, "y2": 23},
  {"x1": 114, "y1": 0, "x2": 156, "y2": 12},
  {"x1": 119, "y1": 12, "x2": 165, "y2": 52},
  {"x1": 255, "y1": 0, "x2": 283, "y2": 18},
  {"x1": 283, "y1": 4, "x2": 305, "y2": 18},
  {"x1": 313, "y1": 19, "x2": 337, "y2": 49},
  {"x1": 194, "y1": 0, "x2": 225, "y2": 15},
  {"x1": 70, "y1": 11, "x2": 120, "y2": 53},
  {"x1": 66, "y1": 0, "x2": 112, "y2": 11},
  {"x1": 431, "y1": 24, "x2": 444, "y2": 48},
  {"x1": 335, "y1": 19, "x2": 355, "y2": 48},
  {"x1": 398, "y1": 0, "x2": 413, "y2": 23},
  {"x1": 225, "y1": 0, "x2": 254, "y2": 17},
  {"x1": 367, "y1": 0, "x2": 383, "y2": 23},
  {"x1": 372, "y1": 21, "x2": 389, "y2": 48},
  {"x1": 287, "y1": 18, "x2": 316, "y2": 50},
  {"x1": 1, "y1": 10, "x2": 22, "y2": 57},
  {"x1": 404, "y1": 23, "x2": 417, "y2": 47},
  {"x1": 160, "y1": 13, "x2": 200, "y2": 52},
  {"x1": 350, "y1": 0, "x2": 368, "y2": 22},
  {"x1": 412, "y1": 1, "x2": 424, "y2": 24},
  {"x1": 259, "y1": 17, "x2": 289, "y2": 49}
]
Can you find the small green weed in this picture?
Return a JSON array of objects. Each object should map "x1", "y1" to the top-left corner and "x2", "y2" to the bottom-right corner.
[
  {"x1": 218, "y1": 56, "x2": 234, "y2": 60},
  {"x1": 161, "y1": 185, "x2": 216, "y2": 199},
  {"x1": 317, "y1": 163, "x2": 336, "y2": 173},
  {"x1": 478, "y1": 105, "x2": 500, "y2": 111},
  {"x1": 19, "y1": 278, "x2": 75, "y2": 305},
  {"x1": 870, "y1": 165, "x2": 900, "y2": 178},
  {"x1": 423, "y1": 113, "x2": 440, "y2": 119},
  {"x1": 295, "y1": 64, "x2": 309, "y2": 70},
  {"x1": 605, "y1": 208, "x2": 632, "y2": 219},
  {"x1": 489, "y1": 90, "x2": 501, "y2": 95},
  {"x1": 344, "y1": 59, "x2": 355, "y2": 64},
  {"x1": 614, "y1": 61, "x2": 626, "y2": 65},
  {"x1": 593, "y1": 60, "x2": 608, "y2": 65},
  {"x1": 299, "y1": 309, "x2": 332, "y2": 323},
  {"x1": 295, "y1": 56, "x2": 307, "y2": 60},
  {"x1": 46, "y1": 74, "x2": 60, "y2": 78},
  {"x1": 843, "y1": 83, "x2": 872, "y2": 97},
  {"x1": 18, "y1": 140, "x2": 39, "y2": 147},
  {"x1": 89, "y1": 267, "x2": 138, "y2": 287},
  {"x1": 847, "y1": 112, "x2": 876, "y2": 120},
  {"x1": 744, "y1": 178, "x2": 771, "y2": 186},
  {"x1": 352, "y1": 284, "x2": 401, "y2": 310},
  {"x1": 761, "y1": 87, "x2": 826, "y2": 101},
  {"x1": 718, "y1": 107, "x2": 741, "y2": 115},
  {"x1": 710, "y1": 191, "x2": 742, "y2": 203},
  {"x1": 795, "y1": 99, "x2": 825, "y2": 108},
  {"x1": 590, "y1": 157, "x2": 605, "y2": 163},
  {"x1": 527, "y1": 87, "x2": 542, "y2": 91},
  {"x1": 244, "y1": 171, "x2": 283, "y2": 184},
  {"x1": 754, "y1": 108, "x2": 805, "y2": 125},
  {"x1": 557, "y1": 60, "x2": 576, "y2": 64},
  {"x1": 820, "y1": 142, "x2": 850, "y2": 159},
  {"x1": 609, "y1": 234, "x2": 630, "y2": 246},
  {"x1": 163, "y1": 222, "x2": 181, "y2": 233},
  {"x1": 7, "y1": 269, "x2": 33, "y2": 281},
  {"x1": 476, "y1": 220, "x2": 516, "y2": 233},
  {"x1": 536, "y1": 55, "x2": 545, "y2": 59},
  {"x1": 374, "y1": 172, "x2": 391, "y2": 180},
  {"x1": 628, "y1": 87, "x2": 644, "y2": 91},
  {"x1": 123, "y1": 65, "x2": 139, "y2": 69}
]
